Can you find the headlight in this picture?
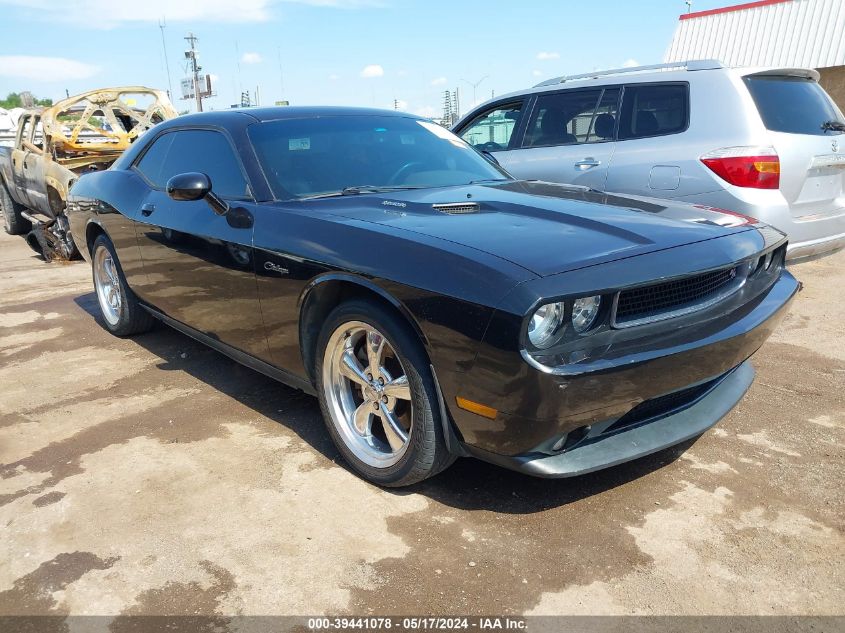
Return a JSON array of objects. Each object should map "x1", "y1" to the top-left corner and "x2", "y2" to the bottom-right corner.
[
  {"x1": 528, "y1": 301, "x2": 566, "y2": 349},
  {"x1": 572, "y1": 295, "x2": 601, "y2": 334}
]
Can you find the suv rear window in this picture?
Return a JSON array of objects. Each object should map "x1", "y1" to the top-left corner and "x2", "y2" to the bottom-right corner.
[{"x1": 744, "y1": 75, "x2": 844, "y2": 136}]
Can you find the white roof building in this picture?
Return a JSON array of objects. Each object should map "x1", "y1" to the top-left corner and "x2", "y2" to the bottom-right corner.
[{"x1": 665, "y1": 0, "x2": 845, "y2": 108}]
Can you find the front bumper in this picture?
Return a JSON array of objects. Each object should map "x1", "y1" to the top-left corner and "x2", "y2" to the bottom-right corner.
[
  {"x1": 444, "y1": 269, "x2": 799, "y2": 469},
  {"x1": 464, "y1": 361, "x2": 754, "y2": 478}
]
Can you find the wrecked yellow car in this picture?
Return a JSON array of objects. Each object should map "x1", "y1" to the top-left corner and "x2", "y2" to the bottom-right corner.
[{"x1": 0, "y1": 86, "x2": 177, "y2": 259}]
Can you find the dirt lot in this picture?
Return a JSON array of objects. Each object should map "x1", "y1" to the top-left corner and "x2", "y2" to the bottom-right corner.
[{"x1": 0, "y1": 229, "x2": 843, "y2": 620}]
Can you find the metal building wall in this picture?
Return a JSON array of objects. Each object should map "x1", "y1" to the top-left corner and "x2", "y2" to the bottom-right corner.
[{"x1": 665, "y1": 0, "x2": 845, "y2": 69}]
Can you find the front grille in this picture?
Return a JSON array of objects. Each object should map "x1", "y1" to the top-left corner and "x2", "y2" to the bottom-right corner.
[
  {"x1": 614, "y1": 266, "x2": 739, "y2": 326},
  {"x1": 601, "y1": 377, "x2": 720, "y2": 436}
]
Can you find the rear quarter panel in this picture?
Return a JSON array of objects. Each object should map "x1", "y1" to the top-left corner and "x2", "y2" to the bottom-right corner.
[{"x1": 67, "y1": 169, "x2": 148, "y2": 285}]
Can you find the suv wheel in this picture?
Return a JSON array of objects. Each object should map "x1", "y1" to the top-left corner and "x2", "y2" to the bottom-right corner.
[{"x1": 0, "y1": 183, "x2": 31, "y2": 235}]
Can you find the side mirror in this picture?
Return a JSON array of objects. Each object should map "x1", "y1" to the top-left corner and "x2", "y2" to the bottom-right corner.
[
  {"x1": 481, "y1": 150, "x2": 501, "y2": 166},
  {"x1": 165, "y1": 172, "x2": 229, "y2": 216},
  {"x1": 166, "y1": 172, "x2": 210, "y2": 201}
]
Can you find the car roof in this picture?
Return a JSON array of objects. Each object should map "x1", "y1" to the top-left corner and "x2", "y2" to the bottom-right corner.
[{"x1": 171, "y1": 106, "x2": 418, "y2": 127}]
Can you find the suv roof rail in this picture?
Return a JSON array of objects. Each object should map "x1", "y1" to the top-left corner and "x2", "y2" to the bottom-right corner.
[{"x1": 533, "y1": 59, "x2": 724, "y2": 88}]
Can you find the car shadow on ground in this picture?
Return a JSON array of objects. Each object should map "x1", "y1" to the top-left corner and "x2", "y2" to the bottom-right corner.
[{"x1": 74, "y1": 292, "x2": 696, "y2": 515}]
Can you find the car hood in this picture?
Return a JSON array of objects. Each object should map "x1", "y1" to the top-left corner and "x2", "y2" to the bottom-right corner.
[{"x1": 308, "y1": 180, "x2": 759, "y2": 278}]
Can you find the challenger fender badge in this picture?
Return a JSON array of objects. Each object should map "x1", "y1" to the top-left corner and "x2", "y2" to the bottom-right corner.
[{"x1": 264, "y1": 261, "x2": 289, "y2": 275}]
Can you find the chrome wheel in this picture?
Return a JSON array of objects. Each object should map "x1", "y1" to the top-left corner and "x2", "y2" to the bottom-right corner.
[
  {"x1": 322, "y1": 321, "x2": 414, "y2": 468},
  {"x1": 93, "y1": 246, "x2": 122, "y2": 326}
]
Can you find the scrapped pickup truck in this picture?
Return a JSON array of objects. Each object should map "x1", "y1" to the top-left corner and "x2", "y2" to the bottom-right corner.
[{"x1": 0, "y1": 87, "x2": 177, "y2": 259}]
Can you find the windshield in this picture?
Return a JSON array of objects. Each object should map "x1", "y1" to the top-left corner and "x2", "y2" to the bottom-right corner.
[
  {"x1": 248, "y1": 115, "x2": 510, "y2": 199},
  {"x1": 744, "y1": 75, "x2": 845, "y2": 136}
]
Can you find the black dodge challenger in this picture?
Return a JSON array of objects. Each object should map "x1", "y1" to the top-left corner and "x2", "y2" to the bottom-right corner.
[{"x1": 67, "y1": 107, "x2": 798, "y2": 486}]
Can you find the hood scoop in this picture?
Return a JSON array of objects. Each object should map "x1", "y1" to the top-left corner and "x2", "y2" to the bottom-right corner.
[{"x1": 432, "y1": 202, "x2": 480, "y2": 215}]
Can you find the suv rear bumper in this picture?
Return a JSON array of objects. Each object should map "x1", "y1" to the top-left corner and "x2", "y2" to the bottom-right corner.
[{"x1": 786, "y1": 229, "x2": 845, "y2": 262}]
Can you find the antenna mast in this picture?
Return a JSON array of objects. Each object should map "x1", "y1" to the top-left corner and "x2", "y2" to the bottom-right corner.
[{"x1": 158, "y1": 18, "x2": 174, "y2": 100}]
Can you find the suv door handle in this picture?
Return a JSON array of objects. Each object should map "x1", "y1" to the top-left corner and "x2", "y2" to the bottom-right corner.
[
  {"x1": 574, "y1": 158, "x2": 601, "y2": 170},
  {"x1": 141, "y1": 203, "x2": 155, "y2": 217}
]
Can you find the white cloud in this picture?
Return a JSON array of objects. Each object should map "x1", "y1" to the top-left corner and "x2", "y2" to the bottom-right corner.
[
  {"x1": 430, "y1": 76, "x2": 447, "y2": 86},
  {"x1": 360, "y1": 64, "x2": 384, "y2": 78},
  {"x1": 396, "y1": 69, "x2": 408, "y2": 77},
  {"x1": 0, "y1": 0, "x2": 383, "y2": 27},
  {"x1": 0, "y1": 55, "x2": 100, "y2": 82},
  {"x1": 622, "y1": 58, "x2": 640, "y2": 68},
  {"x1": 536, "y1": 51, "x2": 560, "y2": 61},
  {"x1": 282, "y1": 0, "x2": 384, "y2": 6},
  {"x1": 532, "y1": 69, "x2": 543, "y2": 77},
  {"x1": 241, "y1": 52, "x2": 263, "y2": 64},
  {"x1": 413, "y1": 105, "x2": 438, "y2": 119},
  {"x1": 328, "y1": 73, "x2": 341, "y2": 81}
]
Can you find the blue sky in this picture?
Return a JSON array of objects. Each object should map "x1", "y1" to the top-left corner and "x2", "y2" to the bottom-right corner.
[{"x1": 0, "y1": 0, "x2": 731, "y2": 117}]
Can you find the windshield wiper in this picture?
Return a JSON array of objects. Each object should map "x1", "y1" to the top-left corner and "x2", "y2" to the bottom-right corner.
[
  {"x1": 469, "y1": 178, "x2": 511, "y2": 184},
  {"x1": 300, "y1": 185, "x2": 422, "y2": 200},
  {"x1": 340, "y1": 185, "x2": 423, "y2": 195},
  {"x1": 821, "y1": 120, "x2": 845, "y2": 132}
]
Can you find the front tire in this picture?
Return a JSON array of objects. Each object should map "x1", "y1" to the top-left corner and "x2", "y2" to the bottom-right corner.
[
  {"x1": 91, "y1": 234, "x2": 155, "y2": 336},
  {"x1": 315, "y1": 299, "x2": 455, "y2": 487},
  {"x1": 0, "y1": 182, "x2": 31, "y2": 235}
]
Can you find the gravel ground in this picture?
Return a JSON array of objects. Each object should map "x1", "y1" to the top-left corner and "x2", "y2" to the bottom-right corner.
[{"x1": 0, "y1": 229, "x2": 842, "y2": 622}]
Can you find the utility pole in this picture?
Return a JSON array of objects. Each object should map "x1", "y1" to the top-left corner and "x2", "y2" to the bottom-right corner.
[
  {"x1": 394, "y1": 98, "x2": 399, "y2": 110},
  {"x1": 185, "y1": 32, "x2": 203, "y2": 112},
  {"x1": 277, "y1": 46, "x2": 285, "y2": 102},
  {"x1": 159, "y1": 18, "x2": 174, "y2": 100}
]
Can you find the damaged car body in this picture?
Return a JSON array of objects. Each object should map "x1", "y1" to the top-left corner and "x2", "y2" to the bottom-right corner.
[
  {"x1": 67, "y1": 107, "x2": 799, "y2": 486},
  {"x1": 0, "y1": 86, "x2": 177, "y2": 260}
]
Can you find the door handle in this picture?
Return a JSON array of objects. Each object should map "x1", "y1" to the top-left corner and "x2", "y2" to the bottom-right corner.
[
  {"x1": 574, "y1": 158, "x2": 601, "y2": 170},
  {"x1": 141, "y1": 203, "x2": 155, "y2": 217}
]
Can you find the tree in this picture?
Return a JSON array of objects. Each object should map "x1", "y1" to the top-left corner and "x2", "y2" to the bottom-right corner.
[{"x1": 0, "y1": 92, "x2": 53, "y2": 109}]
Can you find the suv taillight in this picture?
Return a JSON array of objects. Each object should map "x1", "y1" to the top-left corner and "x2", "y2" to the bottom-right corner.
[{"x1": 701, "y1": 146, "x2": 780, "y2": 190}]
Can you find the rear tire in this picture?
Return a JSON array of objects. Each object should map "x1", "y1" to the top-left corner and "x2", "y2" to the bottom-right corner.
[
  {"x1": 315, "y1": 299, "x2": 455, "y2": 487},
  {"x1": 91, "y1": 234, "x2": 155, "y2": 336},
  {"x1": 0, "y1": 182, "x2": 31, "y2": 235}
]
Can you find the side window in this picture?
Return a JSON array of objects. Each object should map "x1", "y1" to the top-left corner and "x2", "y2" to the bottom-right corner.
[
  {"x1": 618, "y1": 83, "x2": 688, "y2": 140},
  {"x1": 32, "y1": 117, "x2": 44, "y2": 150},
  {"x1": 136, "y1": 130, "x2": 250, "y2": 199},
  {"x1": 136, "y1": 133, "x2": 176, "y2": 187},
  {"x1": 590, "y1": 88, "x2": 620, "y2": 142},
  {"x1": 458, "y1": 102, "x2": 524, "y2": 152},
  {"x1": 523, "y1": 89, "x2": 607, "y2": 148}
]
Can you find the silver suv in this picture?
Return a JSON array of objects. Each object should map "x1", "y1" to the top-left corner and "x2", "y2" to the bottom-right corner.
[{"x1": 452, "y1": 60, "x2": 845, "y2": 262}]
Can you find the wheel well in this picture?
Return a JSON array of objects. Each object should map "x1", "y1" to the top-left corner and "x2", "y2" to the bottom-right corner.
[
  {"x1": 85, "y1": 223, "x2": 106, "y2": 256},
  {"x1": 299, "y1": 279, "x2": 427, "y2": 383},
  {"x1": 47, "y1": 186, "x2": 65, "y2": 216}
]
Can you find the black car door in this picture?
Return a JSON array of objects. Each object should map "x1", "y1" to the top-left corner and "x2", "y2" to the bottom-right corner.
[{"x1": 130, "y1": 128, "x2": 268, "y2": 359}]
